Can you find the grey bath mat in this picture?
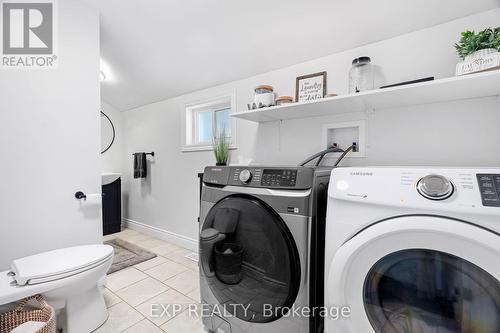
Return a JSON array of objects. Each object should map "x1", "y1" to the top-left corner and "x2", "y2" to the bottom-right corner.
[{"x1": 104, "y1": 238, "x2": 157, "y2": 274}]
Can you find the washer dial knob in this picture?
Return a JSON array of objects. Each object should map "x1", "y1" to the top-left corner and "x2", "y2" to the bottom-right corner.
[
  {"x1": 239, "y1": 169, "x2": 252, "y2": 183},
  {"x1": 417, "y1": 174, "x2": 454, "y2": 200}
]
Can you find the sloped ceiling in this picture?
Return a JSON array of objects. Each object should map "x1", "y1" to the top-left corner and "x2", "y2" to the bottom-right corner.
[{"x1": 82, "y1": 0, "x2": 500, "y2": 111}]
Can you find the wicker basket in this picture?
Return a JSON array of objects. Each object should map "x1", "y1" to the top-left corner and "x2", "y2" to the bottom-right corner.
[{"x1": 0, "y1": 295, "x2": 56, "y2": 333}]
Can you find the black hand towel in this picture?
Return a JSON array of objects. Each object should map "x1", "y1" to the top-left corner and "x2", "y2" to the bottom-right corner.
[{"x1": 133, "y1": 152, "x2": 147, "y2": 178}]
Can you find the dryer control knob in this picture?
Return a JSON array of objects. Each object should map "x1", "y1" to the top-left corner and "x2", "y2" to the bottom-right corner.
[
  {"x1": 239, "y1": 169, "x2": 252, "y2": 183},
  {"x1": 417, "y1": 174, "x2": 454, "y2": 200}
]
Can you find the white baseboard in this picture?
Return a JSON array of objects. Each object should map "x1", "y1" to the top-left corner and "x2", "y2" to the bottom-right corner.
[{"x1": 122, "y1": 218, "x2": 198, "y2": 252}]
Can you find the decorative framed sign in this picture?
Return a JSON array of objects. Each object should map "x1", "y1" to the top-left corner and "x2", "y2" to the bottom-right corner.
[{"x1": 295, "y1": 71, "x2": 327, "y2": 102}]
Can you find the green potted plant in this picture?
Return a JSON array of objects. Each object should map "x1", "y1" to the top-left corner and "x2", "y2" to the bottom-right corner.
[
  {"x1": 455, "y1": 28, "x2": 500, "y2": 60},
  {"x1": 213, "y1": 129, "x2": 230, "y2": 166},
  {"x1": 455, "y1": 27, "x2": 500, "y2": 76}
]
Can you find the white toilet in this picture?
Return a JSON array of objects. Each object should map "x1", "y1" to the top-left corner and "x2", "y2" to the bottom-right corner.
[{"x1": 0, "y1": 245, "x2": 114, "y2": 333}]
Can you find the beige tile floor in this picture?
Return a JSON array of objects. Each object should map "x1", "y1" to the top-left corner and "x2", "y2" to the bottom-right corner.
[{"x1": 97, "y1": 228, "x2": 205, "y2": 333}]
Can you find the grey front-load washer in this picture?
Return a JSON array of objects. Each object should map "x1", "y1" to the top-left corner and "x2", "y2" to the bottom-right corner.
[{"x1": 199, "y1": 166, "x2": 331, "y2": 333}]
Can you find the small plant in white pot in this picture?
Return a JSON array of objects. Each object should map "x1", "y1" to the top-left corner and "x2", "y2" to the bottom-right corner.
[
  {"x1": 455, "y1": 28, "x2": 500, "y2": 76},
  {"x1": 213, "y1": 129, "x2": 230, "y2": 166}
]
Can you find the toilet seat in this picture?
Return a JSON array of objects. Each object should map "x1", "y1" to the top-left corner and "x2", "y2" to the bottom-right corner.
[
  {"x1": 11, "y1": 245, "x2": 114, "y2": 286},
  {"x1": 1, "y1": 244, "x2": 114, "y2": 333},
  {"x1": 0, "y1": 244, "x2": 114, "y2": 306}
]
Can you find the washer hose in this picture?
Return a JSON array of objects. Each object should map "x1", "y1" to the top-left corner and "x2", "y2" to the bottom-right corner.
[{"x1": 299, "y1": 143, "x2": 356, "y2": 167}]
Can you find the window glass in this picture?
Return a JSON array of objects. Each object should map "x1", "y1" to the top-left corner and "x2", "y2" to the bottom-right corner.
[
  {"x1": 215, "y1": 107, "x2": 231, "y2": 137},
  {"x1": 197, "y1": 110, "x2": 213, "y2": 144},
  {"x1": 185, "y1": 96, "x2": 233, "y2": 148},
  {"x1": 364, "y1": 249, "x2": 500, "y2": 333}
]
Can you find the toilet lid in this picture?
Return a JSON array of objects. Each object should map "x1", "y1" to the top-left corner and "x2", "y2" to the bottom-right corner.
[{"x1": 11, "y1": 245, "x2": 114, "y2": 286}]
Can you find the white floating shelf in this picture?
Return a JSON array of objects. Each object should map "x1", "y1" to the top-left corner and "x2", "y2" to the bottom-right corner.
[{"x1": 232, "y1": 70, "x2": 500, "y2": 123}]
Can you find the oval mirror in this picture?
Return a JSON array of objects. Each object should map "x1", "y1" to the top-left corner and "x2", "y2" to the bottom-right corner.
[{"x1": 101, "y1": 111, "x2": 115, "y2": 154}]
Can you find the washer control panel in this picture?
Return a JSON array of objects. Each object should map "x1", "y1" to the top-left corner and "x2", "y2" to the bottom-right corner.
[
  {"x1": 261, "y1": 169, "x2": 297, "y2": 187},
  {"x1": 477, "y1": 174, "x2": 500, "y2": 207},
  {"x1": 203, "y1": 166, "x2": 314, "y2": 189},
  {"x1": 330, "y1": 167, "x2": 500, "y2": 213}
]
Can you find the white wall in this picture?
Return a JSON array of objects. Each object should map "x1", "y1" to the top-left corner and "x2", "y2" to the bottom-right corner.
[
  {"x1": 101, "y1": 101, "x2": 124, "y2": 173},
  {"x1": 0, "y1": 0, "x2": 101, "y2": 269},
  {"x1": 121, "y1": 9, "x2": 500, "y2": 249}
]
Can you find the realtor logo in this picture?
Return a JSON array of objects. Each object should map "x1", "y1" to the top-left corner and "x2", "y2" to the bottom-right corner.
[{"x1": 1, "y1": 0, "x2": 57, "y2": 68}]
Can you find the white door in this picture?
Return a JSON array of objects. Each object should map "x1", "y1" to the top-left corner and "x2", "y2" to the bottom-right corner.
[
  {"x1": 326, "y1": 216, "x2": 500, "y2": 333},
  {"x1": 0, "y1": 0, "x2": 101, "y2": 269}
]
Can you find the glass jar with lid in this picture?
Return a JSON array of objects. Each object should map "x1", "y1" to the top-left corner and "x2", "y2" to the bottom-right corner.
[
  {"x1": 349, "y1": 57, "x2": 374, "y2": 93},
  {"x1": 254, "y1": 85, "x2": 275, "y2": 108}
]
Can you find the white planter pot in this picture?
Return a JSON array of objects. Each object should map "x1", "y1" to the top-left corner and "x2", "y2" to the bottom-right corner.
[
  {"x1": 456, "y1": 48, "x2": 500, "y2": 76},
  {"x1": 464, "y1": 48, "x2": 497, "y2": 61}
]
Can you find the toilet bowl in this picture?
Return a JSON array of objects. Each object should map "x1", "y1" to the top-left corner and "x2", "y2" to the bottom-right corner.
[{"x1": 0, "y1": 245, "x2": 114, "y2": 333}]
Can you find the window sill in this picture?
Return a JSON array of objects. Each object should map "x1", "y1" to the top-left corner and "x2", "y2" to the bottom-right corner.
[{"x1": 181, "y1": 145, "x2": 238, "y2": 153}]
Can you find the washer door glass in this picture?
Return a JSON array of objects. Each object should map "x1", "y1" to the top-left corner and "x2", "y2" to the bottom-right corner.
[
  {"x1": 364, "y1": 249, "x2": 500, "y2": 333},
  {"x1": 202, "y1": 195, "x2": 301, "y2": 323}
]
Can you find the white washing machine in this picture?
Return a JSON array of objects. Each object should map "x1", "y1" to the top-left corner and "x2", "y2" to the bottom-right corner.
[{"x1": 324, "y1": 167, "x2": 500, "y2": 333}]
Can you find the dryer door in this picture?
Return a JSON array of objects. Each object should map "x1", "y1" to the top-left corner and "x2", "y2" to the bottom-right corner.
[
  {"x1": 200, "y1": 194, "x2": 301, "y2": 323},
  {"x1": 326, "y1": 216, "x2": 500, "y2": 333}
]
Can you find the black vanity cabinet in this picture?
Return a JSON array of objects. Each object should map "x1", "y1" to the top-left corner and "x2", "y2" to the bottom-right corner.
[{"x1": 102, "y1": 178, "x2": 122, "y2": 235}]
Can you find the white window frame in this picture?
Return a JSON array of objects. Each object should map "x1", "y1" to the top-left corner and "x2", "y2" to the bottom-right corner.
[{"x1": 182, "y1": 92, "x2": 237, "y2": 152}]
